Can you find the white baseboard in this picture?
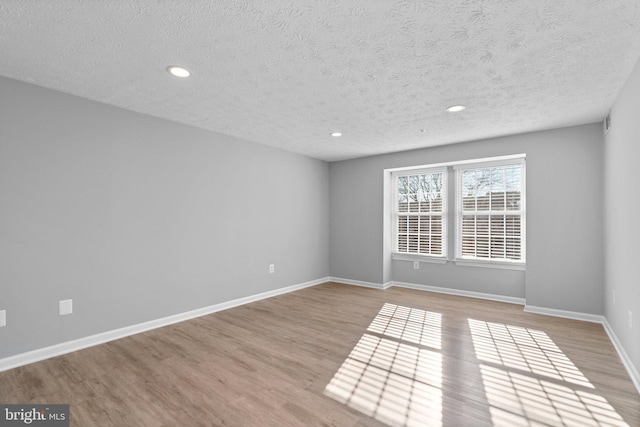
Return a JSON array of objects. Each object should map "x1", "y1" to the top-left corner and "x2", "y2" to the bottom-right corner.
[
  {"x1": 328, "y1": 277, "x2": 386, "y2": 289},
  {"x1": 391, "y1": 281, "x2": 526, "y2": 305},
  {"x1": 602, "y1": 318, "x2": 640, "y2": 395},
  {"x1": 0, "y1": 277, "x2": 328, "y2": 373},
  {"x1": 330, "y1": 278, "x2": 525, "y2": 304},
  {"x1": 524, "y1": 305, "x2": 605, "y2": 324}
]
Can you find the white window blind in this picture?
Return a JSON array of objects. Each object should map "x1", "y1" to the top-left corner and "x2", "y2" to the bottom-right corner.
[
  {"x1": 455, "y1": 160, "x2": 525, "y2": 263},
  {"x1": 393, "y1": 168, "x2": 447, "y2": 258}
]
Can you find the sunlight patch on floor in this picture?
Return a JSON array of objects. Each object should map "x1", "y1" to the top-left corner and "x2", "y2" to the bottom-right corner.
[
  {"x1": 368, "y1": 303, "x2": 442, "y2": 350},
  {"x1": 468, "y1": 319, "x2": 592, "y2": 388},
  {"x1": 324, "y1": 304, "x2": 442, "y2": 427},
  {"x1": 469, "y1": 319, "x2": 629, "y2": 427}
]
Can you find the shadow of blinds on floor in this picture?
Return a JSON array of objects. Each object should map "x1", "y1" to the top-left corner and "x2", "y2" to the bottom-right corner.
[
  {"x1": 468, "y1": 319, "x2": 629, "y2": 426},
  {"x1": 324, "y1": 303, "x2": 443, "y2": 427}
]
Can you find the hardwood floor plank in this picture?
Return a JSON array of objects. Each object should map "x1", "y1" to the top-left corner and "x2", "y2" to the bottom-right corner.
[{"x1": 1, "y1": 282, "x2": 638, "y2": 426}]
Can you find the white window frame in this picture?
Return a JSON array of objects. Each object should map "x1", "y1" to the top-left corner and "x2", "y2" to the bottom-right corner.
[
  {"x1": 454, "y1": 158, "x2": 526, "y2": 270},
  {"x1": 391, "y1": 167, "x2": 448, "y2": 263}
]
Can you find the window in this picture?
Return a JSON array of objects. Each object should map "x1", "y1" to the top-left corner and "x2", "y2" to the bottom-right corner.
[
  {"x1": 455, "y1": 159, "x2": 525, "y2": 265},
  {"x1": 387, "y1": 154, "x2": 525, "y2": 269},
  {"x1": 392, "y1": 168, "x2": 447, "y2": 259}
]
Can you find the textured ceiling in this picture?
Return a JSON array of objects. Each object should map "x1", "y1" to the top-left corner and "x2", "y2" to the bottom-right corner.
[{"x1": 1, "y1": 1, "x2": 640, "y2": 161}]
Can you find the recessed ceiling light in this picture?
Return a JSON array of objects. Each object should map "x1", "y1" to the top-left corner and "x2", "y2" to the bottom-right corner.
[
  {"x1": 167, "y1": 66, "x2": 191, "y2": 78},
  {"x1": 330, "y1": 132, "x2": 342, "y2": 137},
  {"x1": 446, "y1": 105, "x2": 466, "y2": 112}
]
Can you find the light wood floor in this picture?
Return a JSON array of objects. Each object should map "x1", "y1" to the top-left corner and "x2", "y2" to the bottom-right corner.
[{"x1": 1, "y1": 282, "x2": 638, "y2": 426}]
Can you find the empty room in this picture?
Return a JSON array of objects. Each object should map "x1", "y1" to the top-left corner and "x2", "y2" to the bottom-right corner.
[{"x1": 1, "y1": 1, "x2": 639, "y2": 426}]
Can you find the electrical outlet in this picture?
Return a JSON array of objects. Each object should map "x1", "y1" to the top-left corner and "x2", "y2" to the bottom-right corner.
[
  {"x1": 0, "y1": 310, "x2": 5, "y2": 327},
  {"x1": 413, "y1": 261, "x2": 420, "y2": 269},
  {"x1": 59, "y1": 299, "x2": 73, "y2": 316},
  {"x1": 629, "y1": 310, "x2": 633, "y2": 329},
  {"x1": 269, "y1": 264, "x2": 275, "y2": 274}
]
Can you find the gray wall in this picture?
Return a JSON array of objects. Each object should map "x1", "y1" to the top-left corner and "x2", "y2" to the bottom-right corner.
[
  {"x1": 0, "y1": 76, "x2": 330, "y2": 359},
  {"x1": 604, "y1": 57, "x2": 640, "y2": 377},
  {"x1": 330, "y1": 123, "x2": 604, "y2": 314},
  {"x1": 0, "y1": 72, "x2": 617, "y2": 363}
]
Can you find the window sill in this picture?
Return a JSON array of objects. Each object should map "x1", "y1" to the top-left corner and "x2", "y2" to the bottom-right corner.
[
  {"x1": 392, "y1": 253, "x2": 448, "y2": 264},
  {"x1": 454, "y1": 259, "x2": 526, "y2": 271}
]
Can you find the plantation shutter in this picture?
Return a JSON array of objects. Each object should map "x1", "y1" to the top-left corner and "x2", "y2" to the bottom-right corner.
[
  {"x1": 456, "y1": 160, "x2": 525, "y2": 263},
  {"x1": 395, "y1": 168, "x2": 447, "y2": 257}
]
